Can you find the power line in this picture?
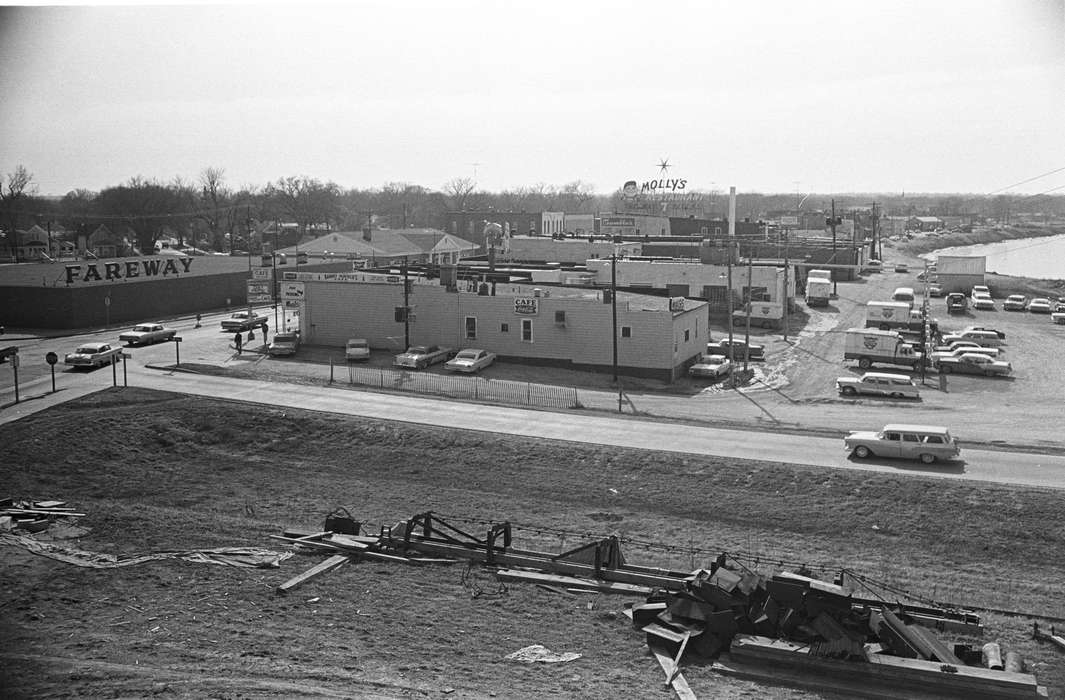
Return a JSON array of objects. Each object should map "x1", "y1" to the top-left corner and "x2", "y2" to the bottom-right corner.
[{"x1": 987, "y1": 166, "x2": 1065, "y2": 196}]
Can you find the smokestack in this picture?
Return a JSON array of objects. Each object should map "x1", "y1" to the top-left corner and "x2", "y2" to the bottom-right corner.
[{"x1": 728, "y1": 186, "x2": 736, "y2": 239}]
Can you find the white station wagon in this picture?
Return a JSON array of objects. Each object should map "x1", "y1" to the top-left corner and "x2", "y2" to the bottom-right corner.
[{"x1": 845, "y1": 424, "x2": 960, "y2": 464}]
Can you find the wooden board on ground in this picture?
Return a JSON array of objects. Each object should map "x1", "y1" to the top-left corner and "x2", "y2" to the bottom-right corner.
[{"x1": 276, "y1": 554, "x2": 349, "y2": 595}]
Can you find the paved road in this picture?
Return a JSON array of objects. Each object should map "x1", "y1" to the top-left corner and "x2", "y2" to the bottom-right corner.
[{"x1": 4, "y1": 356, "x2": 1065, "y2": 490}]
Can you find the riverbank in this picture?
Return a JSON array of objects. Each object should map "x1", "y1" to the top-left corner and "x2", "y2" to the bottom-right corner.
[{"x1": 890, "y1": 223, "x2": 1065, "y2": 297}]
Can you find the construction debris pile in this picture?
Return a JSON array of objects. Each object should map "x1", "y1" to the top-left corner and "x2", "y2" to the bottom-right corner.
[
  {"x1": 273, "y1": 510, "x2": 1051, "y2": 699},
  {"x1": 629, "y1": 559, "x2": 1047, "y2": 699},
  {"x1": 0, "y1": 497, "x2": 84, "y2": 534}
]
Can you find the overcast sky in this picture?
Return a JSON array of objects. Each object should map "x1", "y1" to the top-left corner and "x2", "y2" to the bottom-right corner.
[{"x1": 1, "y1": 0, "x2": 1063, "y2": 197}]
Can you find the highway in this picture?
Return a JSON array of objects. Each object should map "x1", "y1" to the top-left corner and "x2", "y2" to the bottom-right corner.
[{"x1": 2, "y1": 314, "x2": 1065, "y2": 490}]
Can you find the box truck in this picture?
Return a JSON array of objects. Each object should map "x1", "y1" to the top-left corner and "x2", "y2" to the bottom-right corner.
[
  {"x1": 865, "y1": 301, "x2": 924, "y2": 330},
  {"x1": 843, "y1": 328, "x2": 924, "y2": 371},
  {"x1": 731, "y1": 301, "x2": 784, "y2": 329},
  {"x1": 805, "y1": 277, "x2": 832, "y2": 307}
]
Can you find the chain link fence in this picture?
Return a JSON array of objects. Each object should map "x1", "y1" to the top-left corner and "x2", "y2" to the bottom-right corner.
[{"x1": 345, "y1": 363, "x2": 582, "y2": 410}]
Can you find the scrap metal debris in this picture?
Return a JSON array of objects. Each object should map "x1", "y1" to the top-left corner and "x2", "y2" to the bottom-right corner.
[{"x1": 504, "y1": 644, "x2": 581, "y2": 663}]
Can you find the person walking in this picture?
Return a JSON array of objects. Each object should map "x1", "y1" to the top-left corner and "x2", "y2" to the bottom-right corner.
[
  {"x1": 235, "y1": 332, "x2": 243, "y2": 355},
  {"x1": 262, "y1": 322, "x2": 269, "y2": 345}
]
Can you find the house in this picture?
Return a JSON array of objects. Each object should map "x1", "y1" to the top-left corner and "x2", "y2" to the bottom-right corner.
[
  {"x1": 907, "y1": 216, "x2": 943, "y2": 232},
  {"x1": 276, "y1": 228, "x2": 478, "y2": 266}
]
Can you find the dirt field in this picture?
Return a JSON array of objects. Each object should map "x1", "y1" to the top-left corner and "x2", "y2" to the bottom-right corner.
[{"x1": 2, "y1": 387, "x2": 1065, "y2": 699}]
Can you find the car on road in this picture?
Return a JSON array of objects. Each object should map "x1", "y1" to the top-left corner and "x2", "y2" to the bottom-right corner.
[
  {"x1": 970, "y1": 294, "x2": 995, "y2": 311},
  {"x1": 689, "y1": 354, "x2": 733, "y2": 379},
  {"x1": 1027, "y1": 298, "x2": 1053, "y2": 314},
  {"x1": 935, "y1": 353, "x2": 1012, "y2": 376},
  {"x1": 844, "y1": 424, "x2": 960, "y2": 464},
  {"x1": 64, "y1": 342, "x2": 122, "y2": 368},
  {"x1": 927, "y1": 284, "x2": 943, "y2": 297},
  {"x1": 707, "y1": 338, "x2": 765, "y2": 361},
  {"x1": 221, "y1": 311, "x2": 268, "y2": 333},
  {"x1": 267, "y1": 331, "x2": 300, "y2": 357},
  {"x1": 345, "y1": 338, "x2": 371, "y2": 362},
  {"x1": 118, "y1": 322, "x2": 176, "y2": 346},
  {"x1": 444, "y1": 348, "x2": 497, "y2": 373},
  {"x1": 835, "y1": 372, "x2": 920, "y2": 399},
  {"x1": 394, "y1": 344, "x2": 454, "y2": 369},
  {"x1": 894, "y1": 263, "x2": 909, "y2": 273},
  {"x1": 1003, "y1": 295, "x2": 1028, "y2": 311},
  {"x1": 864, "y1": 259, "x2": 883, "y2": 273}
]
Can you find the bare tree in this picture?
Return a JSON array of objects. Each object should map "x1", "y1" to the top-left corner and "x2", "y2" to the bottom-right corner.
[
  {"x1": 442, "y1": 177, "x2": 479, "y2": 211},
  {"x1": 1, "y1": 165, "x2": 37, "y2": 261}
]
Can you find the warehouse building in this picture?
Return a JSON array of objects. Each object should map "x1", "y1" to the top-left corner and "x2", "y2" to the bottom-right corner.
[{"x1": 281, "y1": 270, "x2": 708, "y2": 381}]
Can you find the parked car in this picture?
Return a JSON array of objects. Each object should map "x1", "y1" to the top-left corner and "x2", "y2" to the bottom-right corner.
[
  {"x1": 935, "y1": 353, "x2": 1012, "y2": 376},
  {"x1": 916, "y1": 271, "x2": 937, "y2": 282},
  {"x1": 689, "y1": 354, "x2": 733, "y2": 379},
  {"x1": 931, "y1": 347, "x2": 1002, "y2": 363},
  {"x1": 894, "y1": 263, "x2": 909, "y2": 273},
  {"x1": 118, "y1": 322, "x2": 177, "y2": 346},
  {"x1": 940, "y1": 329, "x2": 1004, "y2": 347},
  {"x1": 393, "y1": 344, "x2": 454, "y2": 369},
  {"x1": 267, "y1": 331, "x2": 300, "y2": 357},
  {"x1": 946, "y1": 293, "x2": 967, "y2": 313},
  {"x1": 932, "y1": 341, "x2": 1001, "y2": 358},
  {"x1": 970, "y1": 294, "x2": 996, "y2": 311},
  {"x1": 962, "y1": 325, "x2": 1006, "y2": 339},
  {"x1": 927, "y1": 284, "x2": 944, "y2": 297},
  {"x1": 444, "y1": 348, "x2": 496, "y2": 373},
  {"x1": 971, "y1": 285, "x2": 991, "y2": 298},
  {"x1": 835, "y1": 372, "x2": 920, "y2": 399},
  {"x1": 221, "y1": 311, "x2": 268, "y2": 333},
  {"x1": 64, "y1": 342, "x2": 122, "y2": 368},
  {"x1": 1027, "y1": 298, "x2": 1053, "y2": 314},
  {"x1": 1003, "y1": 295, "x2": 1028, "y2": 311},
  {"x1": 707, "y1": 339, "x2": 765, "y2": 361},
  {"x1": 864, "y1": 259, "x2": 883, "y2": 273},
  {"x1": 345, "y1": 338, "x2": 371, "y2": 362},
  {"x1": 844, "y1": 424, "x2": 960, "y2": 464}
]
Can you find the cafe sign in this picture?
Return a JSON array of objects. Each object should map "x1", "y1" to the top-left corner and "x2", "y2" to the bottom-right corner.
[{"x1": 514, "y1": 298, "x2": 539, "y2": 315}]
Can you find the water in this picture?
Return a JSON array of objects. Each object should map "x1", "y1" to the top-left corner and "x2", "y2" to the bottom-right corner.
[{"x1": 928, "y1": 233, "x2": 1065, "y2": 280}]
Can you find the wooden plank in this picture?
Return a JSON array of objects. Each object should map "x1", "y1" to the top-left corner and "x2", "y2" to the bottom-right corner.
[
  {"x1": 495, "y1": 568, "x2": 653, "y2": 595},
  {"x1": 668, "y1": 632, "x2": 692, "y2": 684},
  {"x1": 649, "y1": 640, "x2": 698, "y2": 700},
  {"x1": 276, "y1": 554, "x2": 349, "y2": 595}
]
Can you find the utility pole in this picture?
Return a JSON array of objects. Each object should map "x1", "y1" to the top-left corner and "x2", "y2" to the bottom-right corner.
[
  {"x1": 744, "y1": 252, "x2": 752, "y2": 374},
  {"x1": 402, "y1": 256, "x2": 411, "y2": 350},
  {"x1": 272, "y1": 220, "x2": 280, "y2": 331},
  {"x1": 830, "y1": 198, "x2": 838, "y2": 296},
  {"x1": 611, "y1": 253, "x2": 618, "y2": 383},
  {"x1": 783, "y1": 229, "x2": 790, "y2": 343},
  {"x1": 727, "y1": 186, "x2": 736, "y2": 385}
]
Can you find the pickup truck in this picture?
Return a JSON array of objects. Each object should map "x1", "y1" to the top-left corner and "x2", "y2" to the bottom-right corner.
[
  {"x1": 64, "y1": 342, "x2": 122, "y2": 368},
  {"x1": 393, "y1": 344, "x2": 454, "y2": 369},
  {"x1": 221, "y1": 311, "x2": 268, "y2": 333},
  {"x1": 118, "y1": 323, "x2": 176, "y2": 346}
]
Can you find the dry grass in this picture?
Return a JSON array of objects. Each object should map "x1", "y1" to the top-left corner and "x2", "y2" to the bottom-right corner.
[{"x1": 2, "y1": 387, "x2": 1064, "y2": 698}]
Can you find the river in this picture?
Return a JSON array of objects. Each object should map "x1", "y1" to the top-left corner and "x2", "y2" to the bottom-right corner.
[{"x1": 929, "y1": 233, "x2": 1065, "y2": 280}]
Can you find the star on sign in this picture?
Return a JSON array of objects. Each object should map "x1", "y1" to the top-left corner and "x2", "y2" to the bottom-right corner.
[{"x1": 656, "y1": 158, "x2": 671, "y2": 174}]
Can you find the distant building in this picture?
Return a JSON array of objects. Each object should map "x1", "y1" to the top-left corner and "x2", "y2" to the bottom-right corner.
[
  {"x1": 908, "y1": 216, "x2": 943, "y2": 232},
  {"x1": 277, "y1": 228, "x2": 478, "y2": 266}
]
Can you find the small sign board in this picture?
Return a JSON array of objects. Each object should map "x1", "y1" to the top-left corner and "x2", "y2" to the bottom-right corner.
[
  {"x1": 45, "y1": 351, "x2": 58, "y2": 365},
  {"x1": 247, "y1": 280, "x2": 273, "y2": 303},
  {"x1": 281, "y1": 282, "x2": 305, "y2": 300},
  {"x1": 514, "y1": 298, "x2": 539, "y2": 315},
  {"x1": 252, "y1": 267, "x2": 273, "y2": 280}
]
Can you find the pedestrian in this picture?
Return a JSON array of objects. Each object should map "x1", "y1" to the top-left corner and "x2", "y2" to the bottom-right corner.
[
  {"x1": 235, "y1": 332, "x2": 243, "y2": 355},
  {"x1": 262, "y1": 322, "x2": 269, "y2": 344},
  {"x1": 939, "y1": 371, "x2": 947, "y2": 393}
]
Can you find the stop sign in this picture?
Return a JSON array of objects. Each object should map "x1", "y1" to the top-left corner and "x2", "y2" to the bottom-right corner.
[{"x1": 45, "y1": 352, "x2": 58, "y2": 365}]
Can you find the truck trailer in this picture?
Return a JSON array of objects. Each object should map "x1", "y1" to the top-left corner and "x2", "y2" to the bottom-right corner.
[{"x1": 843, "y1": 328, "x2": 924, "y2": 371}]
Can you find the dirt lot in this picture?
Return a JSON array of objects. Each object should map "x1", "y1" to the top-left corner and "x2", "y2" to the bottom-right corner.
[{"x1": 2, "y1": 387, "x2": 1065, "y2": 699}]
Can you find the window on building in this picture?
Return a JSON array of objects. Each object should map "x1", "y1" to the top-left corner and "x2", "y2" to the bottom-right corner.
[
  {"x1": 554, "y1": 310, "x2": 566, "y2": 324},
  {"x1": 684, "y1": 329, "x2": 690, "y2": 342},
  {"x1": 465, "y1": 316, "x2": 477, "y2": 340},
  {"x1": 621, "y1": 326, "x2": 632, "y2": 338},
  {"x1": 521, "y1": 319, "x2": 533, "y2": 342},
  {"x1": 501, "y1": 322, "x2": 509, "y2": 333}
]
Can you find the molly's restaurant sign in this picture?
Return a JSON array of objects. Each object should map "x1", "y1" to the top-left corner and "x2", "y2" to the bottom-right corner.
[{"x1": 65, "y1": 258, "x2": 194, "y2": 285}]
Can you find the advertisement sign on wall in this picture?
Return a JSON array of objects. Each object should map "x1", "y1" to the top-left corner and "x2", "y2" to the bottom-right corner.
[{"x1": 514, "y1": 298, "x2": 539, "y2": 315}]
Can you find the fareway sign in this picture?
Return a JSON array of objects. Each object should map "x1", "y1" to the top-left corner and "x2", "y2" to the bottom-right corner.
[{"x1": 65, "y1": 258, "x2": 193, "y2": 285}]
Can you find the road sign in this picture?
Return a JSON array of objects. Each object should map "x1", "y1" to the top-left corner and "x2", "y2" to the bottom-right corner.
[
  {"x1": 173, "y1": 336, "x2": 183, "y2": 342},
  {"x1": 45, "y1": 351, "x2": 58, "y2": 365},
  {"x1": 247, "y1": 280, "x2": 273, "y2": 303},
  {"x1": 281, "y1": 281, "x2": 305, "y2": 300},
  {"x1": 0, "y1": 346, "x2": 18, "y2": 363}
]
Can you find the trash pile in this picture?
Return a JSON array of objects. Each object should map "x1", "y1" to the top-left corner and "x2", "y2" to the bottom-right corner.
[
  {"x1": 627, "y1": 558, "x2": 1047, "y2": 699},
  {"x1": 0, "y1": 497, "x2": 84, "y2": 534}
]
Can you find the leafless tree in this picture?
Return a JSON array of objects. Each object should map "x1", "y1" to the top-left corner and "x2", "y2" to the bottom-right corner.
[
  {"x1": 0, "y1": 165, "x2": 37, "y2": 259},
  {"x1": 442, "y1": 177, "x2": 479, "y2": 211}
]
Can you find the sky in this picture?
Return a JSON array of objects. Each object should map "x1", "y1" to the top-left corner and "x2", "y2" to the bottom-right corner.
[{"x1": 1, "y1": 0, "x2": 1063, "y2": 198}]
